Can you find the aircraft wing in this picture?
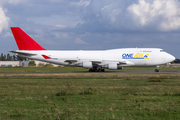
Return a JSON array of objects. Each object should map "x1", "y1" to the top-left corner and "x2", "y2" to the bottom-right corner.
[{"x1": 64, "y1": 59, "x2": 127, "y2": 65}]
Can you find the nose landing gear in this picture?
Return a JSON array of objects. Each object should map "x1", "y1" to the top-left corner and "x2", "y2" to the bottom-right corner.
[{"x1": 155, "y1": 66, "x2": 159, "y2": 72}]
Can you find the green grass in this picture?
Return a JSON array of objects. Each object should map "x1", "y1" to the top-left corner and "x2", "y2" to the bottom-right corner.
[
  {"x1": 0, "y1": 66, "x2": 86, "y2": 73},
  {"x1": 0, "y1": 77, "x2": 180, "y2": 119}
]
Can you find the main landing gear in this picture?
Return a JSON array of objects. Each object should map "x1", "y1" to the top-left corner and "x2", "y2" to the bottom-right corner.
[
  {"x1": 89, "y1": 68, "x2": 105, "y2": 72},
  {"x1": 155, "y1": 66, "x2": 159, "y2": 72}
]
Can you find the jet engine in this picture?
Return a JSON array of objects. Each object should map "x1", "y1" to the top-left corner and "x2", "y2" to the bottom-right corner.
[
  {"x1": 108, "y1": 63, "x2": 123, "y2": 70},
  {"x1": 83, "y1": 61, "x2": 92, "y2": 68}
]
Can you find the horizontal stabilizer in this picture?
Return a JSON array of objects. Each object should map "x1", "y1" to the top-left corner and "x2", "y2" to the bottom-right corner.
[{"x1": 9, "y1": 51, "x2": 37, "y2": 56}]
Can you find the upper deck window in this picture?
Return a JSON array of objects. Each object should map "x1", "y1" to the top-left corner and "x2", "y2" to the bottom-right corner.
[{"x1": 160, "y1": 50, "x2": 164, "y2": 52}]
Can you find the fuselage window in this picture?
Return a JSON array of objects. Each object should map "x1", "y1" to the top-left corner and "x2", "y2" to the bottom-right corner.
[{"x1": 143, "y1": 51, "x2": 151, "y2": 52}]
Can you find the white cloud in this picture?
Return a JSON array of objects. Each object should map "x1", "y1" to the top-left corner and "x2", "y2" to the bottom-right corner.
[
  {"x1": 7, "y1": 0, "x2": 26, "y2": 5},
  {"x1": 56, "y1": 25, "x2": 67, "y2": 28},
  {"x1": 0, "y1": 7, "x2": 9, "y2": 33},
  {"x1": 3, "y1": 32, "x2": 11, "y2": 37},
  {"x1": 74, "y1": 38, "x2": 87, "y2": 44},
  {"x1": 0, "y1": 0, "x2": 26, "y2": 34},
  {"x1": 109, "y1": 9, "x2": 121, "y2": 22},
  {"x1": 101, "y1": 4, "x2": 121, "y2": 23},
  {"x1": 71, "y1": 0, "x2": 90, "y2": 7},
  {"x1": 54, "y1": 32, "x2": 68, "y2": 39},
  {"x1": 0, "y1": 0, "x2": 26, "y2": 5},
  {"x1": 50, "y1": 0, "x2": 63, "y2": 2},
  {"x1": 127, "y1": 0, "x2": 180, "y2": 31},
  {"x1": 82, "y1": 0, "x2": 180, "y2": 32}
]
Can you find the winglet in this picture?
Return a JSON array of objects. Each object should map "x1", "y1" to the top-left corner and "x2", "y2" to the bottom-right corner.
[{"x1": 11, "y1": 27, "x2": 46, "y2": 50}]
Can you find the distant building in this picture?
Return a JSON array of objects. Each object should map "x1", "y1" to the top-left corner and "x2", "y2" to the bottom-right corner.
[
  {"x1": 34, "y1": 60, "x2": 59, "y2": 67},
  {"x1": 20, "y1": 61, "x2": 29, "y2": 67},
  {"x1": 0, "y1": 60, "x2": 60, "y2": 67},
  {"x1": 0, "y1": 61, "x2": 20, "y2": 67}
]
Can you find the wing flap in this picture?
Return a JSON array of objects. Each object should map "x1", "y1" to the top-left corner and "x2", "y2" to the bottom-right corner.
[{"x1": 64, "y1": 60, "x2": 78, "y2": 64}]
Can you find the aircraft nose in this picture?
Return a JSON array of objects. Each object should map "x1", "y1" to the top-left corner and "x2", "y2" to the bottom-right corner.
[
  {"x1": 171, "y1": 55, "x2": 176, "y2": 62},
  {"x1": 167, "y1": 54, "x2": 175, "y2": 63}
]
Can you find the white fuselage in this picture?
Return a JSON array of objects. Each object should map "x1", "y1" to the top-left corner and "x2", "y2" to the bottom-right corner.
[
  {"x1": 14, "y1": 48, "x2": 175, "y2": 69},
  {"x1": 10, "y1": 27, "x2": 175, "y2": 71}
]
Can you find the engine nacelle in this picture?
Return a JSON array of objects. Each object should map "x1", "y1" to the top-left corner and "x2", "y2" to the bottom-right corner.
[
  {"x1": 108, "y1": 63, "x2": 123, "y2": 70},
  {"x1": 83, "y1": 61, "x2": 92, "y2": 68}
]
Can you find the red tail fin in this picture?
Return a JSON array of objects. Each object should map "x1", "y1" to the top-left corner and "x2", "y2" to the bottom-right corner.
[{"x1": 11, "y1": 27, "x2": 46, "y2": 50}]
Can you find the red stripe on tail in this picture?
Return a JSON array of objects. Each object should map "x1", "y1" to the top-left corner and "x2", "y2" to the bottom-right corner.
[{"x1": 11, "y1": 27, "x2": 46, "y2": 50}]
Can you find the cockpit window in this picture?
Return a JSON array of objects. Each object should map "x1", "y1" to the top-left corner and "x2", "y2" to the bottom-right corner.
[{"x1": 160, "y1": 50, "x2": 164, "y2": 52}]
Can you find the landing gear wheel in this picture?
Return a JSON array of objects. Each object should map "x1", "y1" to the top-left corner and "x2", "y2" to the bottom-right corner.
[
  {"x1": 155, "y1": 66, "x2": 160, "y2": 72},
  {"x1": 97, "y1": 68, "x2": 101, "y2": 72},
  {"x1": 88, "y1": 68, "x2": 105, "y2": 72},
  {"x1": 155, "y1": 69, "x2": 159, "y2": 72},
  {"x1": 89, "y1": 68, "x2": 96, "y2": 72},
  {"x1": 89, "y1": 68, "x2": 92, "y2": 72}
]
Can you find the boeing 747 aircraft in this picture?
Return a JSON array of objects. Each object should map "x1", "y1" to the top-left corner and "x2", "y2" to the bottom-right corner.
[{"x1": 10, "y1": 27, "x2": 175, "y2": 72}]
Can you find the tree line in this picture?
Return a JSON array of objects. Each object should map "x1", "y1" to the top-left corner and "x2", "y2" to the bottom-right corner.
[
  {"x1": 0, "y1": 53, "x2": 27, "y2": 61},
  {"x1": 174, "y1": 59, "x2": 180, "y2": 63}
]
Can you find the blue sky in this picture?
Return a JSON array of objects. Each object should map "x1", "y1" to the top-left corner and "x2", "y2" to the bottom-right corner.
[{"x1": 0, "y1": 0, "x2": 180, "y2": 58}]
